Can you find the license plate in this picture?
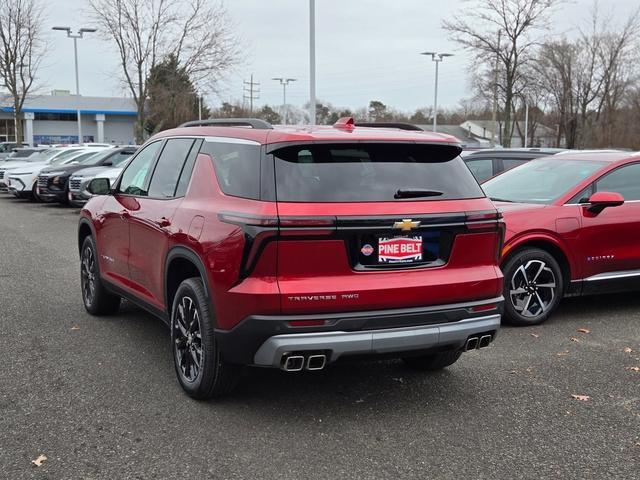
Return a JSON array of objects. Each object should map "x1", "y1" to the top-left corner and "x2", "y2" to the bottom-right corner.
[{"x1": 377, "y1": 236, "x2": 423, "y2": 263}]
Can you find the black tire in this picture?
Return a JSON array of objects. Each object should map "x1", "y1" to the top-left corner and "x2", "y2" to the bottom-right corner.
[
  {"x1": 30, "y1": 182, "x2": 41, "y2": 202},
  {"x1": 502, "y1": 248, "x2": 564, "y2": 326},
  {"x1": 80, "y1": 236, "x2": 121, "y2": 315},
  {"x1": 171, "y1": 278, "x2": 240, "y2": 399},
  {"x1": 402, "y1": 351, "x2": 462, "y2": 371}
]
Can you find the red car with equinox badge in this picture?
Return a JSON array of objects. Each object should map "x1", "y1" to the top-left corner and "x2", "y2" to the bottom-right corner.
[
  {"x1": 78, "y1": 117, "x2": 504, "y2": 399},
  {"x1": 483, "y1": 152, "x2": 640, "y2": 325}
]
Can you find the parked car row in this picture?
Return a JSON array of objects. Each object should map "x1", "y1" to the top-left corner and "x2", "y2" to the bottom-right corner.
[
  {"x1": 0, "y1": 145, "x2": 137, "y2": 204},
  {"x1": 3, "y1": 118, "x2": 638, "y2": 400}
]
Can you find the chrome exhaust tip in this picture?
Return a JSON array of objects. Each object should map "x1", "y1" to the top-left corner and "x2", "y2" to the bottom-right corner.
[
  {"x1": 478, "y1": 334, "x2": 493, "y2": 348},
  {"x1": 306, "y1": 354, "x2": 326, "y2": 371},
  {"x1": 282, "y1": 355, "x2": 305, "y2": 372},
  {"x1": 465, "y1": 337, "x2": 479, "y2": 351}
]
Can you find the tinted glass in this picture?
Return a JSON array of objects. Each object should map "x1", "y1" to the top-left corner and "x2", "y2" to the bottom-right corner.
[
  {"x1": 207, "y1": 142, "x2": 261, "y2": 200},
  {"x1": 50, "y1": 149, "x2": 86, "y2": 165},
  {"x1": 175, "y1": 141, "x2": 200, "y2": 197},
  {"x1": 118, "y1": 141, "x2": 162, "y2": 196},
  {"x1": 148, "y1": 139, "x2": 195, "y2": 198},
  {"x1": 483, "y1": 158, "x2": 606, "y2": 204},
  {"x1": 110, "y1": 150, "x2": 136, "y2": 167},
  {"x1": 596, "y1": 163, "x2": 640, "y2": 201},
  {"x1": 75, "y1": 152, "x2": 104, "y2": 165},
  {"x1": 273, "y1": 144, "x2": 481, "y2": 202},
  {"x1": 502, "y1": 159, "x2": 529, "y2": 171},
  {"x1": 10, "y1": 149, "x2": 38, "y2": 158},
  {"x1": 465, "y1": 158, "x2": 493, "y2": 182}
]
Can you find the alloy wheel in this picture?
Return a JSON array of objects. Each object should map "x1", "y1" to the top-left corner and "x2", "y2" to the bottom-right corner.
[
  {"x1": 173, "y1": 296, "x2": 203, "y2": 383},
  {"x1": 509, "y1": 259, "x2": 557, "y2": 318},
  {"x1": 80, "y1": 245, "x2": 96, "y2": 306}
]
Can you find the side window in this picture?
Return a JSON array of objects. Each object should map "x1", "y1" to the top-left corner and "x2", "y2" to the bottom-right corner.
[
  {"x1": 596, "y1": 163, "x2": 640, "y2": 201},
  {"x1": 175, "y1": 140, "x2": 202, "y2": 197},
  {"x1": 118, "y1": 141, "x2": 162, "y2": 196},
  {"x1": 148, "y1": 138, "x2": 195, "y2": 198},
  {"x1": 206, "y1": 141, "x2": 261, "y2": 200},
  {"x1": 465, "y1": 158, "x2": 494, "y2": 182},
  {"x1": 567, "y1": 185, "x2": 594, "y2": 204},
  {"x1": 502, "y1": 158, "x2": 529, "y2": 172}
]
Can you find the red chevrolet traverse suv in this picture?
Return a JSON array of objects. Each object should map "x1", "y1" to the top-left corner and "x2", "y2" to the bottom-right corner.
[
  {"x1": 483, "y1": 151, "x2": 640, "y2": 325},
  {"x1": 78, "y1": 118, "x2": 504, "y2": 398}
]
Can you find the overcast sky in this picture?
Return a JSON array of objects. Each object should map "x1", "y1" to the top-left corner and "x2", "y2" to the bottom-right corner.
[{"x1": 43, "y1": 0, "x2": 638, "y2": 113}]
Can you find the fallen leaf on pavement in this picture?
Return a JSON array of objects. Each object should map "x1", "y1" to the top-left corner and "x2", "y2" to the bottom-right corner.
[
  {"x1": 557, "y1": 351, "x2": 570, "y2": 356},
  {"x1": 571, "y1": 394, "x2": 590, "y2": 402},
  {"x1": 623, "y1": 347, "x2": 633, "y2": 353},
  {"x1": 577, "y1": 328, "x2": 591, "y2": 334},
  {"x1": 570, "y1": 337, "x2": 580, "y2": 343},
  {"x1": 32, "y1": 455, "x2": 47, "y2": 467},
  {"x1": 530, "y1": 333, "x2": 539, "y2": 338},
  {"x1": 70, "y1": 326, "x2": 80, "y2": 331},
  {"x1": 627, "y1": 367, "x2": 640, "y2": 372}
]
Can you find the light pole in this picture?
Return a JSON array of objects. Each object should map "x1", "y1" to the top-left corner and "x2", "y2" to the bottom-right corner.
[
  {"x1": 421, "y1": 52, "x2": 453, "y2": 132},
  {"x1": 52, "y1": 27, "x2": 96, "y2": 144},
  {"x1": 272, "y1": 77, "x2": 297, "y2": 124},
  {"x1": 309, "y1": 0, "x2": 316, "y2": 125}
]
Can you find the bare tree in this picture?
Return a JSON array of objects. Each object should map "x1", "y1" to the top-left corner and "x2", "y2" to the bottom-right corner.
[
  {"x1": 444, "y1": 0, "x2": 561, "y2": 147},
  {"x1": 0, "y1": 0, "x2": 46, "y2": 144},
  {"x1": 88, "y1": 0, "x2": 239, "y2": 142},
  {"x1": 534, "y1": 3, "x2": 640, "y2": 148}
]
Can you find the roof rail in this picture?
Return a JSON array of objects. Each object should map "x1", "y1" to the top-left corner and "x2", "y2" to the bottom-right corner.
[
  {"x1": 178, "y1": 118, "x2": 273, "y2": 130},
  {"x1": 354, "y1": 122, "x2": 424, "y2": 132}
]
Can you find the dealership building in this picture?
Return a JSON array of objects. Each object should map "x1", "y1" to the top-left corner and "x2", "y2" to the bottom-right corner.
[{"x1": 0, "y1": 91, "x2": 137, "y2": 145}]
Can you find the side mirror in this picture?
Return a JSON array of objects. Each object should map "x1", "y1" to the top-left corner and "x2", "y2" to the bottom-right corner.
[
  {"x1": 102, "y1": 159, "x2": 113, "y2": 166},
  {"x1": 87, "y1": 177, "x2": 111, "y2": 196},
  {"x1": 586, "y1": 191, "x2": 624, "y2": 213}
]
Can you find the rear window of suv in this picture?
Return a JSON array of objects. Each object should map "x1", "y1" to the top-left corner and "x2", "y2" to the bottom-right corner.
[{"x1": 272, "y1": 143, "x2": 483, "y2": 202}]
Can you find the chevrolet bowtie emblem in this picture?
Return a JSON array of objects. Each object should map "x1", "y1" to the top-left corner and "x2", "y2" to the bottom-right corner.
[{"x1": 393, "y1": 219, "x2": 421, "y2": 231}]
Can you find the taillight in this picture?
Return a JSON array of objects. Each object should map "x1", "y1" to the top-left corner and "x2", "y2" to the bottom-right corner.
[
  {"x1": 218, "y1": 212, "x2": 338, "y2": 277},
  {"x1": 279, "y1": 216, "x2": 336, "y2": 236},
  {"x1": 218, "y1": 212, "x2": 278, "y2": 227},
  {"x1": 465, "y1": 210, "x2": 502, "y2": 231},
  {"x1": 465, "y1": 210, "x2": 504, "y2": 262}
]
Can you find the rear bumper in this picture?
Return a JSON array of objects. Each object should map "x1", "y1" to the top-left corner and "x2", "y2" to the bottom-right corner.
[
  {"x1": 216, "y1": 297, "x2": 503, "y2": 366},
  {"x1": 254, "y1": 314, "x2": 500, "y2": 367}
]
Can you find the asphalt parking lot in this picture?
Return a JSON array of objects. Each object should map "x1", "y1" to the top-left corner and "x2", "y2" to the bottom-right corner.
[{"x1": 0, "y1": 196, "x2": 638, "y2": 479}]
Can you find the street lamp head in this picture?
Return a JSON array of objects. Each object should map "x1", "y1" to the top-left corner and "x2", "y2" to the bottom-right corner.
[
  {"x1": 421, "y1": 51, "x2": 435, "y2": 57},
  {"x1": 439, "y1": 53, "x2": 454, "y2": 58},
  {"x1": 285, "y1": 78, "x2": 297, "y2": 83},
  {"x1": 52, "y1": 26, "x2": 71, "y2": 32},
  {"x1": 79, "y1": 28, "x2": 97, "y2": 33},
  {"x1": 272, "y1": 77, "x2": 283, "y2": 82}
]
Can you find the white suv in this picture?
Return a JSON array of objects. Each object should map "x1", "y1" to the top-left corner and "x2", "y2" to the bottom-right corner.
[{"x1": 2, "y1": 147, "x2": 107, "y2": 200}]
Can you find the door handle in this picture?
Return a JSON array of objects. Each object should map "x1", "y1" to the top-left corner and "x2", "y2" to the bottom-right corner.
[
  {"x1": 119, "y1": 211, "x2": 131, "y2": 220},
  {"x1": 155, "y1": 217, "x2": 171, "y2": 228}
]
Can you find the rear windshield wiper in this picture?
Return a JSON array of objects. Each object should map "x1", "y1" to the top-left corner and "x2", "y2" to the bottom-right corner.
[
  {"x1": 489, "y1": 197, "x2": 515, "y2": 203},
  {"x1": 394, "y1": 189, "x2": 444, "y2": 199}
]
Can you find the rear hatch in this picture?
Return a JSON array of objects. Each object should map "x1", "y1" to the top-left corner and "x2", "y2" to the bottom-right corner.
[{"x1": 270, "y1": 142, "x2": 503, "y2": 314}]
